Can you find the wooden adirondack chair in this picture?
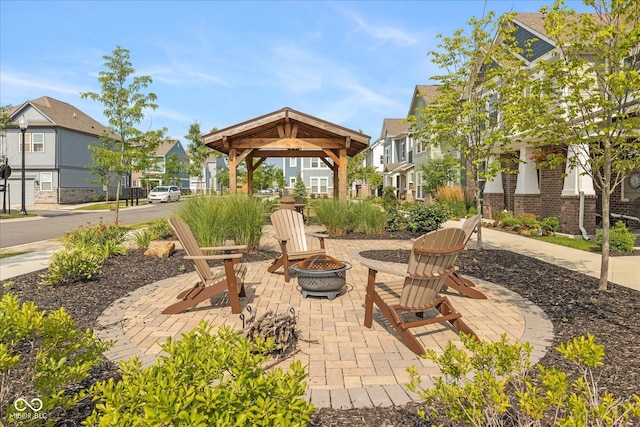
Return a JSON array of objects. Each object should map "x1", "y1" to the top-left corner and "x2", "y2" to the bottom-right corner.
[
  {"x1": 268, "y1": 208, "x2": 328, "y2": 282},
  {"x1": 163, "y1": 217, "x2": 248, "y2": 314},
  {"x1": 443, "y1": 214, "x2": 487, "y2": 299},
  {"x1": 360, "y1": 227, "x2": 478, "y2": 355}
]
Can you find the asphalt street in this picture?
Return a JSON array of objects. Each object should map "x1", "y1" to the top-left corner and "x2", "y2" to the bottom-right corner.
[{"x1": 0, "y1": 202, "x2": 178, "y2": 249}]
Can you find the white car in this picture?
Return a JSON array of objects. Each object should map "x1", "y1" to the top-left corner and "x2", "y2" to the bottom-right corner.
[{"x1": 148, "y1": 186, "x2": 181, "y2": 203}]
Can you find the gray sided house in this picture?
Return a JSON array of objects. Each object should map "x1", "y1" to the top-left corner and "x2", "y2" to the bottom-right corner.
[
  {"x1": 189, "y1": 154, "x2": 227, "y2": 194},
  {"x1": 133, "y1": 140, "x2": 189, "y2": 190},
  {"x1": 284, "y1": 156, "x2": 334, "y2": 196},
  {"x1": 377, "y1": 118, "x2": 414, "y2": 200},
  {"x1": 3, "y1": 96, "x2": 112, "y2": 206}
]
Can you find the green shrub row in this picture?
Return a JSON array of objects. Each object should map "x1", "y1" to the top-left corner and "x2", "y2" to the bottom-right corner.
[
  {"x1": 408, "y1": 334, "x2": 640, "y2": 426},
  {"x1": 312, "y1": 199, "x2": 386, "y2": 237},
  {"x1": 40, "y1": 220, "x2": 129, "y2": 286},
  {"x1": 0, "y1": 293, "x2": 111, "y2": 426},
  {"x1": 85, "y1": 321, "x2": 314, "y2": 426}
]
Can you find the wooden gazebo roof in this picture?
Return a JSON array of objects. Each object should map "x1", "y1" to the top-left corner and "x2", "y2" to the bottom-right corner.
[{"x1": 202, "y1": 107, "x2": 371, "y2": 200}]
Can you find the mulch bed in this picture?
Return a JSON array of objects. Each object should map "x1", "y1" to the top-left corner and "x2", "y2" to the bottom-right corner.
[{"x1": 1, "y1": 235, "x2": 639, "y2": 426}]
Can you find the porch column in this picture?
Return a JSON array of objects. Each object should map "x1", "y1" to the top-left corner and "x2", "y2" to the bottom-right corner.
[
  {"x1": 482, "y1": 155, "x2": 504, "y2": 220},
  {"x1": 229, "y1": 148, "x2": 237, "y2": 195},
  {"x1": 561, "y1": 144, "x2": 596, "y2": 235},
  {"x1": 514, "y1": 147, "x2": 540, "y2": 216}
]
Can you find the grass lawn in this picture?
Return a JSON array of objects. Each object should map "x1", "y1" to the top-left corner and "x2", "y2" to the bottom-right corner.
[
  {"x1": 531, "y1": 235, "x2": 601, "y2": 252},
  {"x1": 74, "y1": 201, "x2": 147, "y2": 211}
]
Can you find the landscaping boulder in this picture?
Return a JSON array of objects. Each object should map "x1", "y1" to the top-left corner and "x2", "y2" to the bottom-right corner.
[{"x1": 144, "y1": 241, "x2": 175, "y2": 259}]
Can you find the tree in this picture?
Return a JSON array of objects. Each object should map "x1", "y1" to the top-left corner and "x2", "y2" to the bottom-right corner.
[
  {"x1": 162, "y1": 153, "x2": 185, "y2": 186},
  {"x1": 185, "y1": 122, "x2": 213, "y2": 194},
  {"x1": 0, "y1": 105, "x2": 12, "y2": 165},
  {"x1": 81, "y1": 45, "x2": 165, "y2": 222},
  {"x1": 521, "y1": 0, "x2": 640, "y2": 290},
  {"x1": 409, "y1": 11, "x2": 526, "y2": 249},
  {"x1": 85, "y1": 140, "x2": 120, "y2": 202},
  {"x1": 252, "y1": 163, "x2": 282, "y2": 191},
  {"x1": 420, "y1": 154, "x2": 460, "y2": 198},
  {"x1": 347, "y1": 150, "x2": 382, "y2": 197},
  {"x1": 291, "y1": 171, "x2": 307, "y2": 198}
]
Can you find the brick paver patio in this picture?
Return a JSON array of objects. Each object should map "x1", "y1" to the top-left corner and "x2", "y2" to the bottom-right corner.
[{"x1": 96, "y1": 230, "x2": 553, "y2": 409}]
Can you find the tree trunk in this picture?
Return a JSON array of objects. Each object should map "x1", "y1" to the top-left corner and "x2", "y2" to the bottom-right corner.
[
  {"x1": 475, "y1": 182, "x2": 483, "y2": 250},
  {"x1": 599, "y1": 186, "x2": 610, "y2": 291}
]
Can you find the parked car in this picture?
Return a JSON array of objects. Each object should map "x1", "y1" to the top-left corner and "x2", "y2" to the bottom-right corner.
[{"x1": 148, "y1": 186, "x2": 181, "y2": 203}]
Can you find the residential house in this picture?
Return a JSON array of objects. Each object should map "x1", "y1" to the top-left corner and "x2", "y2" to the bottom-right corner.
[
  {"x1": 377, "y1": 118, "x2": 414, "y2": 200},
  {"x1": 284, "y1": 156, "x2": 334, "y2": 197},
  {"x1": 132, "y1": 139, "x2": 189, "y2": 191},
  {"x1": 189, "y1": 153, "x2": 227, "y2": 194},
  {"x1": 2, "y1": 96, "x2": 112, "y2": 206},
  {"x1": 480, "y1": 13, "x2": 639, "y2": 235}
]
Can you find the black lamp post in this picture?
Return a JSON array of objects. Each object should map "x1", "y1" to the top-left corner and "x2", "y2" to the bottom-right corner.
[{"x1": 18, "y1": 117, "x2": 28, "y2": 215}]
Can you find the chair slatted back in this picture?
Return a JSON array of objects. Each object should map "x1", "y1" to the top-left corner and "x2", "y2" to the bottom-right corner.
[
  {"x1": 461, "y1": 214, "x2": 481, "y2": 243},
  {"x1": 270, "y1": 209, "x2": 308, "y2": 252},
  {"x1": 169, "y1": 217, "x2": 213, "y2": 282},
  {"x1": 400, "y1": 228, "x2": 466, "y2": 307}
]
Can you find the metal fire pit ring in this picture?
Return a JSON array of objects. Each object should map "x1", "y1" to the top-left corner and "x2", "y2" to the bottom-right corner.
[{"x1": 291, "y1": 261, "x2": 352, "y2": 300}]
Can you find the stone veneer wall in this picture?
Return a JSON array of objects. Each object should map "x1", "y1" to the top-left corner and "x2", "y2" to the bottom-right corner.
[
  {"x1": 561, "y1": 194, "x2": 596, "y2": 235},
  {"x1": 482, "y1": 193, "x2": 504, "y2": 220},
  {"x1": 514, "y1": 193, "x2": 541, "y2": 216},
  {"x1": 34, "y1": 189, "x2": 58, "y2": 204},
  {"x1": 58, "y1": 188, "x2": 105, "y2": 204}
]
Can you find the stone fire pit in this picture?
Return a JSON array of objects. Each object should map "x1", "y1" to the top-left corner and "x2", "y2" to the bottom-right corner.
[{"x1": 291, "y1": 254, "x2": 352, "y2": 300}]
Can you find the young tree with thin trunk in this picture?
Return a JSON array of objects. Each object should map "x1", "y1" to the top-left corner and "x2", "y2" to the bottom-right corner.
[
  {"x1": 521, "y1": 0, "x2": 640, "y2": 291},
  {"x1": 185, "y1": 122, "x2": 213, "y2": 195},
  {"x1": 81, "y1": 45, "x2": 165, "y2": 222},
  {"x1": 409, "y1": 11, "x2": 527, "y2": 249}
]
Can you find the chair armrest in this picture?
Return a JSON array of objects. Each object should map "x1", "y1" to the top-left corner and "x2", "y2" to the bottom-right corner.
[
  {"x1": 359, "y1": 259, "x2": 407, "y2": 277},
  {"x1": 184, "y1": 253, "x2": 244, "y2": 261},
  {"x1": 273, "y1": 235, "x2": 289, "y2": 243},
  {"x1": 308, "y1": 232, "x2": 329, "y2": 239},
  {"x1": 201, "y1": 245, "x2": 248, "y2": 252}
]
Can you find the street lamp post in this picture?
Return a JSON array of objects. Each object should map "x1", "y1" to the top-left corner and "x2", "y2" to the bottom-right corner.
[{"x1": 18, "y1": 117, "x2": 28, "y2": 215}]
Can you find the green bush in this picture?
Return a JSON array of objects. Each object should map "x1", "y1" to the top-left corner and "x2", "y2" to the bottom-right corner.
[
  {"x1": 40, "y1": 244, "x2": 105, "y2": 286},
  {"x1": 540, "y1": 216, "x2": 561, "y2": 235},
  {"x1": 0, "y1": 293, "x2": 111, "y2": 426},
  {"x1": 381, "y1": 186, "x2": 399, "y2": 211},
  {"x1": 406, "y1": 202, "x2": 451, "y2": 233},
  {"x1": 148, "y1": 217, "x2": 173, "y2": 240},
  {"x1": 64, "y1": 220, "x2": 128, "y2": 249},
  {"x1": 177, "y1": 195, "x2": 266, "y2": 252},
  {"x1": 133, "y1": 228, "x2": 155, "y2": 250},
  {"x1": 596, "y1": 221, "x2": 636, "y2": 253},
  {"x1": 407, "y1": 334, "x2": 640, "y2": 427},
  {"x1": 313, "y1": 199, "x2": 386, "y2": 237},
  {"x1": 86, "y1": 321, "x2": 314, "y2": 426}
]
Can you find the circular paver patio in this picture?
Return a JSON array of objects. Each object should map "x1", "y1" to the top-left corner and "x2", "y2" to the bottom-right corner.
[{"x1": 95, "y1": 236, "x2": 553, "y2": 410}]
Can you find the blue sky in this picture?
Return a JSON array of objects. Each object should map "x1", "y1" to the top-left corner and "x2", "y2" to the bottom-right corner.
[{"x1": 1, "y1": 0, "x2": 591, "y2": 143}]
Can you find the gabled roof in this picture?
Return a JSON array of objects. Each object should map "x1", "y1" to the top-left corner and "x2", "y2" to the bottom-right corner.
[
  {"x1": 381, "y1": 118, "x2": 411, "y2": 139},
  {"x1": 155, "y1": 139, "x2": 185, "y2": 156},
  {"x1": 9, "y1": 96, "x2": 110, "y2": 137},
  {"x1": 407, "y1": 85, "x2": 441, "y2": 117},
  {"x1": 202, "y1": 107, "x2": 370, "y2": 158}
]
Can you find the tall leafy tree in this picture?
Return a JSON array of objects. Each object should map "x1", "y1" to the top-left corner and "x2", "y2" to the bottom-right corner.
[
  {"x1": 521, "y1": 0, "x2": 640, "y2": 290},
  {"x1": 162, "y1": 152, "x2": 185, "y2": 186},
  {"x1": 81, "y1": 45, "x2": 165, "y2": 222},
  {"x1": 185, "y1": 122, "x2": 213, "y2": 194},
  {"x1": 253, "y1": 163, "x2": 282, "y2": 191},
  {"x1": 409, "y1": 11, "x2": 526, "y2": 248},
  {"x1": 420, "y1": 154, "x2": 460, "y2": 198},
  {"x1": 85, "y1": 140, "x2": 120, "y2": 202}
]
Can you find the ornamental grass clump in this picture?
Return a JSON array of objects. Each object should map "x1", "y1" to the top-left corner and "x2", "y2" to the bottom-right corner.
[
  {"x1": 407, "y1": 334, "x2": 640, "y2": 426},
  {"x1": 176, "y1": 195, "x2": 266, "y2": 252},
  {"x1": 86, "y1": 321, "x2": 315, "y2": 426}
]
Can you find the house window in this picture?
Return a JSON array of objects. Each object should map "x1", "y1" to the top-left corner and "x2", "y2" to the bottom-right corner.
[
  {"x1": 19, "y1": 133, "x2": 44, "y2": 152},
  {"x1": 384, "y1": 146, "x2": 391, "y2": 163},
  {"x1": 40, "y1": 172, "x2": 53, "y2": 191},
  {"x1": 289, "y1": 177, "x2": 296, "y2": 187},
  {"x1": 289, "y1": 158, "x2": 297, "y2": 167},
  {"x1": 311, "y1": 177, "x2": 328, "y2": 194},
  {"x1": 399, "y1": 139, "x2": 406, "y2": 161},
  {"x1": 310, "y1": 158, "x2": 327, "y2": 168}
]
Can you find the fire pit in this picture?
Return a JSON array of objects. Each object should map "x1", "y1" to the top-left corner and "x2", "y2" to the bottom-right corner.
[{"x1": 291, "y1": 254, "x2": 352, "y2": 300}]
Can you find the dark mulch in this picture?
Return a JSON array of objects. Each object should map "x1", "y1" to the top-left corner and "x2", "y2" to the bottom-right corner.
[{"x1": 2, "y1": 236, "x2": 639, "y2": 426}]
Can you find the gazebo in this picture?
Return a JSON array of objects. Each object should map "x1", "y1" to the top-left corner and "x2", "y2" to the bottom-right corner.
[{"x1": 202, "y1": 107, "x2": 370, "y2": 200}]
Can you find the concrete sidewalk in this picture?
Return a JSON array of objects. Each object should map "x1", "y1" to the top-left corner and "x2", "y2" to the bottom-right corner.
[{"x1": 474, "y1": 225, "x2": 639, "y2": 291}]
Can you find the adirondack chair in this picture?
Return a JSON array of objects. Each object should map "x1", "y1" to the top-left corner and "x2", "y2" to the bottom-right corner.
[
  {"x1": 268, "y1": 208, "x2": 328, "y2": 282},
  {"x1": 443, "y1": 214, "x2": 487, "y2": 299},
  {"x1": 163, "y1": 217, "x2": 248, "y2": 314},
  {"x1": 360, "y1": 227, "x2": 478, "y2": 355}
]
